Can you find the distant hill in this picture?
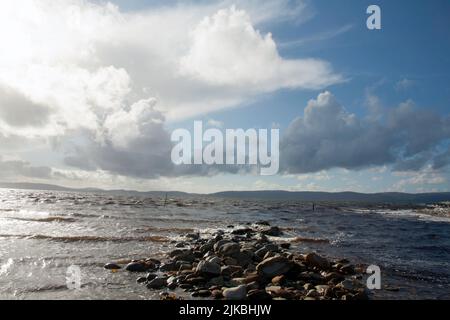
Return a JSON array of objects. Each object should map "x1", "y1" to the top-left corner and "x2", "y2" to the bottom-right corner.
[
  {"x1": 0, "y1": 182, "x2": 190, "y2": 198},
  {"x1": 1, "y1": 182, "x2": 449, "y2": 204},
  {"x1": 212, "y1": 190, "x2": 450, "y2": 204}
]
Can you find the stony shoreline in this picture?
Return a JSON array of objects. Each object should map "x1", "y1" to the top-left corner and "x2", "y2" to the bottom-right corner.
[{"x1": 104, "y1": 222, "x2": 371, "y2": 300}]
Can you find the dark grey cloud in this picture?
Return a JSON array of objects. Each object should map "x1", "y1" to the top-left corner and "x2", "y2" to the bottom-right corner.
[
  {"x1": 280, "y1": 92, "x2": 450, "y2": 174},
  {"x1": 0, "y1": 85, "x2": 52, "y2": 127},
  {"x1": 0, "y1": 156, "x2": 53, "y2": 179}
]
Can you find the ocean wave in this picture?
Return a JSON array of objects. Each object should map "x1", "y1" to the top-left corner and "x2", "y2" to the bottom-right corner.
[{"x1": 0, "y1": 234, "x2": 170, "y2": 243}]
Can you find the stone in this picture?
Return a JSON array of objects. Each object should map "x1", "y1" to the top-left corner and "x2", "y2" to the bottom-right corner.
[
  {"x1": 223, "y1": 285, "x2": 247, "y2": 300},
  {"x1": 213, "y1": 239, "x2": 230, "y2": 252},
  {"x1": 206, "y1": 256, "x2": 222, "y2": 265},
  {"x1": 315, "y1": 285, "x2": 330, "y2": 294},
  {"x1": 337, "y1": 279, "x2": 355, "y2": 291},
  {"x1": 271, "y1": 275, "x2": 285, "y2": 285},
  {"x1": 340, "y1": 264, "x2": 355, "y2": 275},
  {"x1": 147, "y1": 277, "x2": 167, "y2": 289},
  {"x1": 136, "y1": 277, "x2": 147, "y2": 284},
  {"x1": 208, "y1": 276, "x2": 225, "y2": 287},
  {"x1": 256, "y1": 256, "x2": 292, "y2": 278},
  {"x1": 186, "y1": 233, "x2": 200, "y2": 240},
  {"x1": 323, "y1": 272, "x2": 345, "y2": 282},
  {"x1": 196, "y1": 290, "x2": 212, "y2": 298},
  {"x1": 261, "y1": 226, "x2": 283, "y2": 237},
  {"x1": 104, "y1": 263, "x2": 121, "y2": 270},
  {"x1": 146, "y1": 273, "x2": 158, "y2": 281},
  {"x1": 231, "y1": 228, "x2": 253, "y2": 235},
  {"x1": 160, "y1": 261, "x2": 179, "y2": 272},
  {"x1": 125, "y1": 261, "x2": 152, "y2": 272},
  {"x1": 221, "y1": 265, "x2": 243, "y2": 277},
  {"x1": 196, "y1": 260, "x2": 221, "y2": 277},
  {"x1": 247, "y1": 289, "x2": 272, "y2": 300},
  {"x1": 218, "y1": 242, "x2": 240, "y2": 256},
  {"x1": 255, "y1": 221, "x2": 271, "y2": 227},
  {"x1": 306, "y1": 289, "x2": 319, "y2": 298},
  {"x1": 305, "y1": 253, "x2": 330, "y2": 270},
  {"x1": 211, "y1": 290, "x2": 223, "y2": 300},
  {"x1": 280, "y1": 243, "x2": 291, "y2": 249}
]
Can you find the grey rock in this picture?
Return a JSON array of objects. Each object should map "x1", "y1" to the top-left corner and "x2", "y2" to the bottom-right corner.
[
  {"x1": 196, "y1": 260, "x2": 221, "y2": 277},
  {"x1": 147, "y1": 277, "x2": 168, "y2": 289},
  {"x1": 223, "y1": 285, "x2": 247, "y2": 300},
  {"x1": 256, "y1": 256, "x2": 292, "y2": 278}
]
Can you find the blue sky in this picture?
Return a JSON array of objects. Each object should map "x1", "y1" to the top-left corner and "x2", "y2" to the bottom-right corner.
[{"x1": 0, "y1": 0, "x2": 449, "y2": 193}]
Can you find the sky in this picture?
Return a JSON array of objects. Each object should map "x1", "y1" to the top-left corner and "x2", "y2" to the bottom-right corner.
[{"x1": 0, "y1": 0, "x2": 449, "y2": 193}]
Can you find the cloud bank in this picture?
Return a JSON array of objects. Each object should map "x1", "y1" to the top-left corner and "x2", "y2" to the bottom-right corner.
[{"x1": 281, "y1": 92, "x2": 450, "y2": 174}]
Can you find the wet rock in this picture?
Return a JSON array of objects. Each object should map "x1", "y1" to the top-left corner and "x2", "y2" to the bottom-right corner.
[
  {"x1": 231, "y1": 228, "x2": 253, "y2": 235},
  {"x1": 261, "y1": 226, "x2": 283, "y2": 237},
  {"x1": 206, "y1": 256, "x2": 222, "y2": 265},
  {"x1": 306, "y1": 289, "x2": 319, "y2": 298},
  {"x1": 280, "y1": 243, "x2": 291, "y2": 250},
  {"x1": 175, "y1": 242, "x2": 188, "y2": 248},
  {"x1": 104, "y1": 263, "x2": 121, "y2": 270},
  {"x1": 255, "y1": 221, "x2": 271, "y2": 227},
  {"x1": 213, "y1": 239, "x2": 229, "y2": 252},
  {"x1": 246, "y1": 281, "x2": 260, "y2": 291},
  {"x1": 315, "y1": 285, "x2": 330, "y2": 294},
  {"x1": 179, "y1": 263, "x2": 192, "y2": 271},
  {"x1": 125, "y1": 261, "x2": 153, "y2": 272},
  {"x1": 337, "y1": 279, "x2": 355, "y2": 291},
  {"x1": 186, "y1": 233, "x2": 200, "y2": 240},
  {"x1": 218, "y1": 242, "x2": 240, "y2": 256},
  {"x1": 221, "y1": 265, "x2": 243, "y2": 278},
  {"x1": 169, "y1": 249, "x2": 195, "y2": 263},
  {"x1": 195, "y1": 290, "x2": 212, "y2": 298},
  {"x1": 147, "y1": 277, "x2": 168, "y2": 289},
  {"x1": 340, "y1": 264, "x2": 355, "y2": 275},
  {"x1": 247, "y1": 289, "x2": 272, "y2": 300},
  {"x1": 196, "y1": 260, "x2": 221, "y2": 277},
  {"x1": 223, "y1": 285, "x2": 247, "y2": 300},
  {"x1": 256, "y1": 256, "x2": 292, "y2": 278},
  {"x1": 211, "y1": 290, "x2": 223, "y2": 300},
  {"x1": 146, "y1": 273, "x2": 158, "y2": 281},
  {"x1": 222, "y1": 257, "x2": 238, "y2": 266},
  {"x1": 323, "y1": 272, "x2": 345, "y2": 283},
  {"x1": 160, "y1": 261, "x2": 178, "y2": 272},
  {"x1": 208, "y1": 276, "x2": 225, "y2": 287},
  {"x1": 271, "y1": 275, "x2": 285, "y2": 285},
  {"x1": 305, "y1": 253, "x2": 330, "y2": 270},
  {"x1": 136, "y1": 277, "x2": 147, "y2": 284}
]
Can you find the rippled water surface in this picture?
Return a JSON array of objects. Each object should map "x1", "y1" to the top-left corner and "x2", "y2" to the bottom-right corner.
[{"x1": 0, "y1": 189, "x2": 449, "y2": 300}]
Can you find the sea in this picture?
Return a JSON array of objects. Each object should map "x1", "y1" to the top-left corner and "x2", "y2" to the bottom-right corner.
[{"x1": 0, "y1": 188, "x2": 449, "y2": 300}]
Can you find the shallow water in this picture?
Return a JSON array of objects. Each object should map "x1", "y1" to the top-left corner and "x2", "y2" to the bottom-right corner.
[{"x1": 0, "y1": 189, "x2": 449, "y2": 300}]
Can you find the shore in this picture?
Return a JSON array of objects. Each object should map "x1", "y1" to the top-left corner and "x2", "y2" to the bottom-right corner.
[{"x1": 104, "y1": 222, "x2": 372, "y2": 300}]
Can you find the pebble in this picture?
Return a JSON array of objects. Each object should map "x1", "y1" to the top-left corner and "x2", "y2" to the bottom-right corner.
[
  {"x1": 223, "y1": 285, "x2": 247, "y2": 300},
  {"x1": 104, "y1": 263, "x2": 121, "y2": 270}
]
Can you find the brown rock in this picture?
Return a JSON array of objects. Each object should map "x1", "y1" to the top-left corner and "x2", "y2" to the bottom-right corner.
[{"x1": 256, "y1": 256, "x2": 292, "y2": 278}]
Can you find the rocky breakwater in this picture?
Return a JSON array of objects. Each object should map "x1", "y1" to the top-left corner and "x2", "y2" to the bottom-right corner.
[{"x1": 104, "y1": 222, "x2": 370, "y2": 300}]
